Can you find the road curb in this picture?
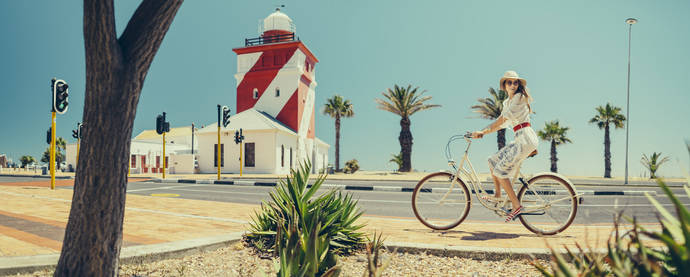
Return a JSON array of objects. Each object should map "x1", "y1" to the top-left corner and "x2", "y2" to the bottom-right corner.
[
  {"x1": 0, "y1": 174, "x2": 73, "y2": 179},
  {"x1": 150, "y1": 178, "x2": 656, "y2": 196},
  {"x1": 0, "y1": 232, "x2": 244, "y2": 276}
]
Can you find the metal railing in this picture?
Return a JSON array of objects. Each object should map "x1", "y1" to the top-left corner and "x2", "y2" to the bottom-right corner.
[{"x1": 245, "y1": 33, "x2": 298, "y2": 46}]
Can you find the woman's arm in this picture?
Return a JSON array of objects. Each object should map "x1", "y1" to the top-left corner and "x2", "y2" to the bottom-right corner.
[{"x1": 471, "y1": 116, "x2": 507, "y2": 138}]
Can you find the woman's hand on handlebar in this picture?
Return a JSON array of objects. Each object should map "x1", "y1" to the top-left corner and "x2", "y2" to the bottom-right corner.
[{"x1": 470, "y1": 131, "x2": 484, "y2": 139}]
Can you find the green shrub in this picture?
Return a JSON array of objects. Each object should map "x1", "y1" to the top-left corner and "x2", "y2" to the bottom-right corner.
[
  {"x1": 364, "y1": 232, "x2": 393, "y2": 277},
  {"x1": 247, "y1": 161, "x2": 366, "y2": 256},
  {"x1": 343, "y1": 159, "x2": 359, "y2": 174},
  {"x1": 533, "y1": 181, "x2": 690, "y2": 276}
]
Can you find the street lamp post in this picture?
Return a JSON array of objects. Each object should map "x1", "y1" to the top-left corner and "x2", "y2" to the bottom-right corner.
[{"x1": 624, "y1": 17, "x2": 637, "y2": 185}]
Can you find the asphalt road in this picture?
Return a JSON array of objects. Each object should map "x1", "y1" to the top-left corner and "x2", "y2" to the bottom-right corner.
[
  {"x1": 121, "y1": 180, "x2": 689, "y2": 225},
  {"x1": 1, "y1": 176, "x2": 688, "y2": 225}
]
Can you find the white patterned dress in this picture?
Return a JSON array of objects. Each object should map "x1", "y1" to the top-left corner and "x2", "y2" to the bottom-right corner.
[{"x1": 487, "y1": 93, "x2": 539, "y2": 179}]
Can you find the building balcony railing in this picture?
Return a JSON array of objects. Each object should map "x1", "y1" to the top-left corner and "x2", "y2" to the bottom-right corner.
[{"x1": 245, "y1": 33, "x2": 298, "y2": 46}]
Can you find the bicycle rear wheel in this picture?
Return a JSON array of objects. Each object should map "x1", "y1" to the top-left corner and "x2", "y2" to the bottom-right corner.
[
  {"x1": 517, "y1": 174, "x2": 578, "y2": 235},
  {"x1": 412, "y1": 172, "x2": 471, "y2": 230}
]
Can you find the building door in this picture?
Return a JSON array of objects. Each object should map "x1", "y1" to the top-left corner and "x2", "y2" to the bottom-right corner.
[
  {"x1": 245, "y1": 143, "x2": 255, "y2": 167},
  {"x1": 141, "y1": 156, "x2": 147, "y2": 173}
]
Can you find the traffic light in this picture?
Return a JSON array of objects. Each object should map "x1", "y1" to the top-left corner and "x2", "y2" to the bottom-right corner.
[
  {"x1": 156, "y1": 113, "x2": 169, "y2": 135},
  {"x1": 222, "y1": 106, "x2": 231, "y2": 127},
  {"x1": 72, "y1": 123, "x2": 83, "y2": 139},
  {"x1": 156, "y1": 115, "x2": 164, "y2": 135},
  {"x1": 46, "y1": 128, "x2": 52, "y2": 144},
  {"x1": 78, "y1": 123, "x2": 84, "y2": 139},
  {"x1": 51, "y1": 78, "x2": 69, "y2": 114},
  {"x1": 234, "y1": 128, "x2": 244, "y2": 144}
]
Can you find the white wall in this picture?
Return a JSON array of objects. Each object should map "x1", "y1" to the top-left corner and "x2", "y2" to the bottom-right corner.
[
  {"x1": 198, "y1": 129, "x2": 277, "y2": 174},
  {"x1": 169, "y1": 154, "x2": 194, "y2": 174},
  {"x1": 275, "y1": 131, "x2": 298, "y2": 174},
  {"x1": 65, "y1": 143, "x2": 77, "y2": 171}
]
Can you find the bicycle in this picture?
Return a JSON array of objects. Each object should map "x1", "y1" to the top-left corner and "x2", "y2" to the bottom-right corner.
[{"x1": 411, "y1": 133, "x2": 581, "y2": 235}]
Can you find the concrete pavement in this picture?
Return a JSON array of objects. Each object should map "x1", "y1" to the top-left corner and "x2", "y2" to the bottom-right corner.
[{"x1": 0, "y1": 176, "x2": 671, "y2": 275}]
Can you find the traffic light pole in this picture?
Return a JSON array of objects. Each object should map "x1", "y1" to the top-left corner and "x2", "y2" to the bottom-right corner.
[
  {"x1": 50, "y1": 111, "x2": 56, "y2": 190},
  {"x1": 240, "y1": 141, "x2": 243, "y2": 176},
  {"x1": 76, "y1": 138, "x2": 80, "y2": 167},
  {"x1": 217, "y1": 126, "x2": 221, "y2": 180},
  {"x1": 162, "y1": 132, "x2": 166, "y2": 179}
]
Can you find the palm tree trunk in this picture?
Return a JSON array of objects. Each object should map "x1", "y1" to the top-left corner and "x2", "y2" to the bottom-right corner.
[
  {"x1": 335, "y1": 116, "x2": 340, "y2": 172},
  {"x1": 55, "y1": 1, "x2": 182, "y2": 275},
  {"x1": 399, "y1": 116, "x2": 413, "y2": 172},
  {"x1": 604, "y1": 123, "x2": 611, "y2": 178},
  {"x1": 497, "y1": 129, "x2": 506, "y2": 150},
  {"x1": 550, "y1": 139, "x2": 558, "y2": 173}
]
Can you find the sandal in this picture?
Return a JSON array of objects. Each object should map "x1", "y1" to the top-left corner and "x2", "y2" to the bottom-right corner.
[{"x1": 504, "y1": 206, "x2": 523, "y2": 222}]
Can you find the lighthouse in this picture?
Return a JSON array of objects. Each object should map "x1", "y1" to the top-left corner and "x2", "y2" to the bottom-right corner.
[{"x1": 208, "y1": 8, "x2": 326, "y2": 173}]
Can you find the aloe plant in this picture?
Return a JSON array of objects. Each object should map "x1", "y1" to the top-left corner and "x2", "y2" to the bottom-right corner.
[
  {"x1": 364, "y1": 232, "x2": 393, "y2": 277},
  {"x1": 533, "y1": 181, "x2": 690, "y2": 276},
  {"x1": 246, "y1": 162, "x2": 364, "y2": 256}
]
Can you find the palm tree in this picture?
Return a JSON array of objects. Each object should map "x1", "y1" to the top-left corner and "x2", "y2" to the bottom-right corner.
[
  {"x1": 20, "y1": 155, "x2": 35, "y2": 168},
  {"x1": 537, "y1": 120, "x2": 572, "y2": 173},
  {"x1": 389, "y1": 152, "x2": 403, "y2": 172},
  {"x1": 375, "y1": 84, "x2": 440, "y2": 172},
  {"x1": 640, "y1": 152, "x2": 670, "y2": 179},
  {"x1": 471, "y1": 87, "x2": 508, "y2": 150},
  {"x1": 323, "y1": 95, "x2": 354, "y2": 172},
  {"x1": 589, "y1": 103, "x2": 626, "y2": 178}
]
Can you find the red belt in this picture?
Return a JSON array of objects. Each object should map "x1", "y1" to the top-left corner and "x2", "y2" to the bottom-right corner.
[{"x1": 513, "y1": 122, "x2": 531, "y2": 132}]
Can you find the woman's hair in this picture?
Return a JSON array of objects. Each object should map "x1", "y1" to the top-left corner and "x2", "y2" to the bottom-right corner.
[{"x1": 503, "y1": 80, "x2": 533, "y2": 113}]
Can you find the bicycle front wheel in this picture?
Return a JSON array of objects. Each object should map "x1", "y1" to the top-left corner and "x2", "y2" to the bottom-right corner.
[
  {"x1": 412, "y1": 172, "x2": 471, "y2": 230},
  {"x1": 517, "y1": 174, "x2": 578, "y2": 235}
]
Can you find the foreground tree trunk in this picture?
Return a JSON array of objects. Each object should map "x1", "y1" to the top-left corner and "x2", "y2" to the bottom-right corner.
[
  {"x1": 54, "y1": 1, "x2": 183, "y2": 276},
  {"x1": 399, "y1": 116, "x2": 412, "y2": 172},
  {"x1": 550, "y1": 140, "x2": 558, "y2": 173},
  {"x1": 604, "y1": 123, "x2": 611, "y2": 178},
  {"x1": 497, "y1": 129, "x2": 506, "y2": 150}
]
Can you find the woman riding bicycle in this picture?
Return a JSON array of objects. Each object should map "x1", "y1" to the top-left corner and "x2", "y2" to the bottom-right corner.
[{"x1": 471, "y1": 70, "x2": 538, "y2": 222}]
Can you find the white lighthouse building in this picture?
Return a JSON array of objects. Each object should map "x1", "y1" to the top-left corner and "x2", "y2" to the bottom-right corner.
[{"x1": 196, "y1": 8, "x2": 329, "y2": 174}]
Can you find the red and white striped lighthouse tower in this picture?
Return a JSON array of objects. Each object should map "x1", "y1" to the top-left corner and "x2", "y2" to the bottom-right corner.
[{"x1": 233, "y1": 8, "x2": 319, "y2": 163}]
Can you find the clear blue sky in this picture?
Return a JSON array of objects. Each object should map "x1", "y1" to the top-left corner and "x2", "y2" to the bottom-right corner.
[{"x1": 1, "y1": 0, "x2": 689, "y2": 178}]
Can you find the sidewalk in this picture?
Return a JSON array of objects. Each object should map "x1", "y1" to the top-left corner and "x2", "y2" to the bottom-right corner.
[{"x1": 0, "y1": 181, "x2": 664, "y2": 274}]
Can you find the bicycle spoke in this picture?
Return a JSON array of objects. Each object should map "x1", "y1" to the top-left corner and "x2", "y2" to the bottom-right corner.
[
  {"x1": 412, "y1": 172, "x2": 471, "y2": 230},
  {"x1": 517, "y1": 175, "x2": 577, "y2": 235}
]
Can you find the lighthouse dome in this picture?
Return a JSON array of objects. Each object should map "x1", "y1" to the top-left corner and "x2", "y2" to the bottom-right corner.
[{"x1": 260, "y1": 8, "x2": 295, "y2": 35}]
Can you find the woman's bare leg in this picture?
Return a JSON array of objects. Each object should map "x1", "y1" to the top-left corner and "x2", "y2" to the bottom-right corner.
[
  {"x1": 488, "y1": 165, "x2": 501, "y2": 198},
  {"x1": 497, "y1": 177, "x2": 520, "y2": 210}
]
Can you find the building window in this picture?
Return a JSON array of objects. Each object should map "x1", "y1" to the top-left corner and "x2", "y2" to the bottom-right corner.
[
  {"x1": 131, "y1": 155, "x2": 136, "y2": 168},
  {"x1": 245, "y1": 143, "x2": 255, "y2": 167},
  {"x1": 290, "y1": 147, "x2": 293, "y2": 169},
  {"x1": 253, "y1": 88, "x2": 259, "y2": 99},
  {"x1": 165, "y1": 157, "x2": 169, "y2": 168},
  {"x1": 276, "y1": 87, "x2": 280, "y2": 97},
  {"x1": 156, "y1": 156, "x2": 160, "y2": 168},
  {"x1": 214, "y1": 144, "x2": 224, "y2": 167},
  {"x1": 281, "y1": 145, "x2": 284, "y2": 167}
]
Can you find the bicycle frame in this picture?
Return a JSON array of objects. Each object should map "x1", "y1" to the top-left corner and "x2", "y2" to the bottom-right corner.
[{"x1": 445, "y1": 137, "x2": 577, "y2": 216}]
